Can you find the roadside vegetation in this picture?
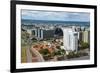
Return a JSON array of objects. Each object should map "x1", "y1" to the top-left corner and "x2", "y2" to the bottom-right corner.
[
  {"x1": 21, "y1": 46, "x2": 27, "y2": 63},
  {"x1": 21, "y1": 30, "x2": 30, "y2": 63},
  {"x1": 79, "y1": 41, "x2": 90, "y2": 50}
]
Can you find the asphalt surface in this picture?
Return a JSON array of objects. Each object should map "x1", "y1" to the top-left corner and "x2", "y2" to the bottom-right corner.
[{"x1": 66, "y1": 55, "x2": 90, "y2": 61}]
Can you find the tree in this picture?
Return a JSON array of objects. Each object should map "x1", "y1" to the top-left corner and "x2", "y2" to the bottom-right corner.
[
  {"x1": 21, "y1": 31, "x2": 30, "y2": 45},
  {"x1": 79, "y1": 41, "x2": 89, "y2": 50},
  {"x1": 39, "y1": 49, "x2": 51, "y2": 60}
]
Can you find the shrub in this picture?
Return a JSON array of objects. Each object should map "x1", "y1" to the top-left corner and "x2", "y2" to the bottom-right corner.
[
  {"x1": 67, "y1": 51, "x2": 75, "y2": 59},
  {"x1": 53, "y1": 49, "x2": 66, "y2": 56},
  {"x1": 39, "y1": 49, "x2": 50, "y2": 56},
  {"x1": 39, "y1": 49, "x2": 51, "y2": 60},
  {"x1": 52, "y1": 49, "x2": 66, "y2": 61},
  {"x1": 79, "y1": 41, "x2": 89, "y2": 50},
  {"x1": 56, "y1": 46, "x2": 61, "y2": 49},
  {"x1": 60, "y1": 49, "x2": 66, "y2": 56},
  {"x1": 31, "y1": 38, "x2": 37, "y2": 41},
  {"x1": 61, "y1": 42, "x2": 63, "y2": 46},
  {"x1": 67, "y1": 51, "x2": 88, "y2": 59}
]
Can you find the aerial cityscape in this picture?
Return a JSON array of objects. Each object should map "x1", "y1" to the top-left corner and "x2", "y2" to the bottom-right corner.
[{"x1": 21, "y1": 10, "x2": 90, "y2": 63}]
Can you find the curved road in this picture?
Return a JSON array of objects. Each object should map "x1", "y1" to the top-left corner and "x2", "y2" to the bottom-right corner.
[{"x1": 26, "y1": 47, "x2": 44, "y2": 62}]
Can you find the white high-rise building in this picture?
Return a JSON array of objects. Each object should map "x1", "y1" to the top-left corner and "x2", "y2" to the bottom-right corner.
[{"x1": 63, "y1": 28, "x2": 78, "y2": 51}]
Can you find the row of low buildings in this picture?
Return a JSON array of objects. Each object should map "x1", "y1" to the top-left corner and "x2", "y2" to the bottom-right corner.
[
  {"x1": 24, "y1": 28, "x2": 55, "y2": 40},
  {"x1": 22, "y1": 24, "x2": 90, "y2": 51}
]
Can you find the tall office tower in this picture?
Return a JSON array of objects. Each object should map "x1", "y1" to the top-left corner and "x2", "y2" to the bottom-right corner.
[
  {"x1": 37, "y1": 29, "x2": 40, "y2": 38},
  {"x1": 83, "y1": 30, "x2": 90, "y2": 43},
  {"x1": 34, "y1": 28, "x2": 55, "y2": 40},
  {"x1": 79, "y1": 31, "x2": 83, "y2": 42},
  {"x1": 35, "y1": 29, "x2": 38, "y2": 37},
  {"x1": 63, "y1": 28, "x2": 78, "y2": 51},
  {"x1": 41, "y1": 29, "x2": 43, "y2": 39}
]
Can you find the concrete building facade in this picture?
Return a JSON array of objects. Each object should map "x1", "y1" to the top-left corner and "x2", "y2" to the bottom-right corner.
[
  {"x1": 63, "y1": 28, "x2": 78, "y2": 51},
  {"x1": 83, "y1": 31, "x2": 90, "y2": 43},
  {"x1": 31, "y1": 28, "x2": 55, "y2": 40},
  {"x1": 79, "y1": 30, "x2": 90, "y2": 43}
]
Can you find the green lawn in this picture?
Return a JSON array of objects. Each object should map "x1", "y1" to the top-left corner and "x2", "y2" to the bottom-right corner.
[{"x1": 21, "y1": 46, "x2": 27, "y2": 63}]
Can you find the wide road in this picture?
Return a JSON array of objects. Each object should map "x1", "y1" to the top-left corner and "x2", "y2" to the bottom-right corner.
[{"x1": 26, "y1": 46, "x2": 45, "y2": 62}]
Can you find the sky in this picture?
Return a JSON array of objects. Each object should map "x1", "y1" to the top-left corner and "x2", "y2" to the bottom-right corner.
[{"x1": 21, "y1": 10, "x2": 90, "y2": 22}]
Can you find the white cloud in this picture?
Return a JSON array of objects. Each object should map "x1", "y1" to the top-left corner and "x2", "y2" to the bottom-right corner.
[{"x1": 21, "y1": 10, "x2": 90, "y2": 22}]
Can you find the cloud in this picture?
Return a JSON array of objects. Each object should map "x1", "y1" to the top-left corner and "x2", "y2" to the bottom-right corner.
[{"x1": 21, "y1": 10, "x2": 90, "y2": 22}]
